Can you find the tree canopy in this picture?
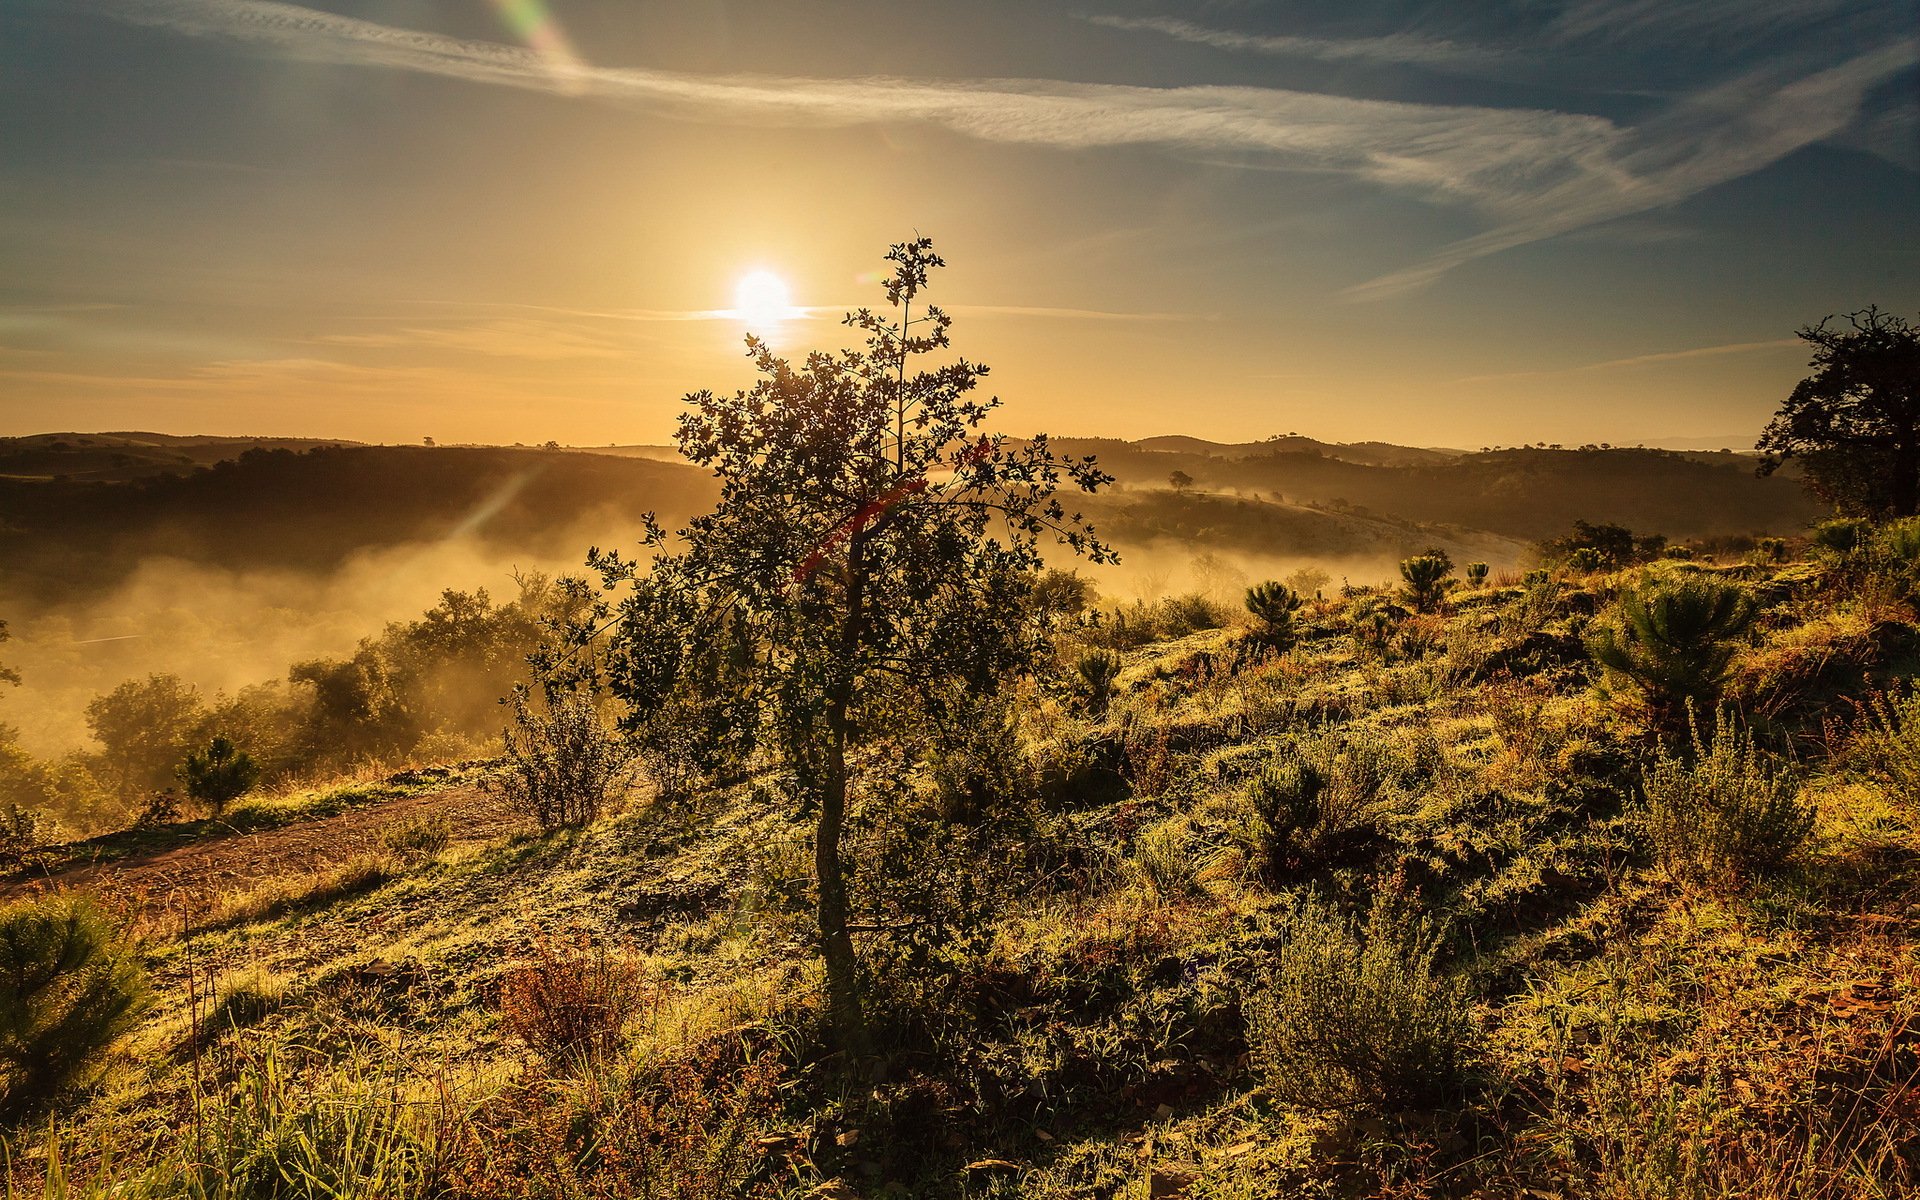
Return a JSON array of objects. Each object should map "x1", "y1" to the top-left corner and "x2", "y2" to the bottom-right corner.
[{"x1": 1758, "y1": 307, "x2": 1920, "y2": 518}]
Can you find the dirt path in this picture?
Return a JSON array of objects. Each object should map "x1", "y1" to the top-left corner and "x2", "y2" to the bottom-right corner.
[{"x1": 6, "y1": 784, "x2": 525, "y2": 921}]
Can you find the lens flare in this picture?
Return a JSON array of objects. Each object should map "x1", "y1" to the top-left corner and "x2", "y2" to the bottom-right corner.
[{"x1": 486, "y1": 0, "x2": 585, "y2": 92}]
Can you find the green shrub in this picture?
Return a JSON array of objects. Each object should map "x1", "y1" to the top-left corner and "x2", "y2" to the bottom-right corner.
[
  {"x1": 1587, "y1": 576, "x2": 1757, "y2": 720},
  {"x1": 1465, "y1": 562, "x2": 1490, "y2": 587},
  {"x1": 180, "y1": 735, "x2": 260, "y2": 818},
  {"x1": 1244, "y1": 581, "x2": 1305, "y2": 649},
  {"x1": 0, "y1": 895, "x2": 147, "y2": 1113},
  {"x1": 1245, "y1": 892, "x2": 1475, "y2": 1111},
  {"x1": 1238, "y1": 754, "x2": 1328, "y2": 879},
  {"x1": 1074, "y1": 650, "x2": 1122, "y2": 718},
  {"x1": 1810, "y1": 518, "x2": 1867, "y2": 558},
  {"x1": 1641, "y1": 713, "x2": 1815, "y2": 894},
  {"x1": 489, "y1": 692, "x2": 636, "y2": 831},
  {"x1": 1856, "y1": 689, "x2": 1920, "y2": 805},
  {"x1": 1399, "y1": 555, "x2": 1453, "y2": 613}
]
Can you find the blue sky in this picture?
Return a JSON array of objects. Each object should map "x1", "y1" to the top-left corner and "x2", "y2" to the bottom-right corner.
[{"x1": 0, "y1": 0, "x2": 1914, "y2": 447}]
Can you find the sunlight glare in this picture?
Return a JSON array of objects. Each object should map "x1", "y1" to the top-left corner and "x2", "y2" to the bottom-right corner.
[{"x1": 734, "y1": 269, "x2": 796, "y2": 332}]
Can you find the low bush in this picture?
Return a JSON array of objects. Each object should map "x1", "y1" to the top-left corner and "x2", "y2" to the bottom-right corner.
[
  {"x1": 499, "y1": 938, "x2": 649, "y2": 1071},
  {"x1": 1641, "y1": 712, "x2": 1815, "y2": 894},
  {"x1": 1245, "y1": 891, "x2": 1475, "y2": 1111},
  {"x1": 1244, "y1": 581, "x2": 1305, "y2": 649},
  {"x1": 1074, "y1": 650, "x2": 1122, "y2": 717},
  {"x1": 490, "y1": 691, "x2": 636, "y2": 831},
  {"x1": 0, "y1": 895, "x2": 147, "y2": 1114},
  {"x1": 1587, "y1": 575, "x2": 1757, "y2": 721}
]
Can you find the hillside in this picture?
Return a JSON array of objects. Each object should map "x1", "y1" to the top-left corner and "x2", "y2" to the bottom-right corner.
[
  {"x1": 1057, "y1": 441, "x2": 1820, "y2": 543},
  {"x1": 4, "y1": 547, "x2": 1916, "y2": 1197}
]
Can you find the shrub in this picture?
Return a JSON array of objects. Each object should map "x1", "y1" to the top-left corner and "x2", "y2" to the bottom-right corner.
[
  {"x1": 1245, "y1": 581, "x2": 1305, "y2": 649},
  {"x1": 381, "y1": 813, "x2": 452, "y2": 862},
  {"x1": 490, "y1": 691, "x2": 636, "y2": 831},
  {"x1": 1074, "y1": 650, "x2": 1122, "y2": 717},
  {"x1": 1399, "y1": 554, "x2": 1453, "y2": 613},
  {"x1": 1131, "y1": 819, "x2": 1202, "y2": 898},
  {"x1": 1587, "y1": 576, "x2": 1757, "y2": 720},
  {"x1": 179, "y1": 735, "x2": 261, "y2": 818},
  {"x1": 1641, "y1": 712, "x2": 1815, "y2": 894},
  {"x1": 1239, "y1": 754, "x2": 1329, "y2": 880},
  {"x1": 1245, "y1": 891, "x2": 1474, "y2": 1111},
  {"x1": 1856, "y1": 688, "x2": 1920, "y2": 805},
  {"x1": 500, "y1": 938, "x2": 649, "y2": 1070},
  {"x1": 0, "y1": 802, "x2": 45, "y2": 870},
  {"x1": 0, "y1": 895, "x2": 147, "y2": 1113},
  {"x1": 1465, "y1": 562, "x2": 1489, "y2": 587},
  {"x1": 1810, "y1": 517, "x2": 1867, "y2": 558}
]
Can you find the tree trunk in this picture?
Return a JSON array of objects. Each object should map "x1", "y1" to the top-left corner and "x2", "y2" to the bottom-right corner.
[{"x1": 816, "y1": 533, "x2": 873, "y2": 1065}]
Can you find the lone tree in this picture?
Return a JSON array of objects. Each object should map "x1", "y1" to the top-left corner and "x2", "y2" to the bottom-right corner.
[
  {"x1": 1757, "y1": 307, "x2": 1920, "y2": 518},
  {"x1": 596, "y1": 238, "x2": 1111, "y2": 1061},
  {"x1": 1168, "y1": 469, "x2": 1194, "y2": 491},
  {"x1": 180, "y1": 735, "x2": 260, "y2": 817}
]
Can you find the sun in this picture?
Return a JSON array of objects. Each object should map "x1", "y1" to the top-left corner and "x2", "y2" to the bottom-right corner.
[{"x1": 733, "y1": 269, "x2": 795, "y2": 330}]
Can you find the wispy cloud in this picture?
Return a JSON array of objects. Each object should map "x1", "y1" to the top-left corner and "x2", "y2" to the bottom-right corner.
[
  {"x1": 1081, "y1": 14, "x2": 1499, "y2": 70},
  {"x1": 98, "y1": 0, "x2": 1917, "y2": 300},
  {"x1": 1448, "y1": 337, "x2": 1801, "y2": 385}
]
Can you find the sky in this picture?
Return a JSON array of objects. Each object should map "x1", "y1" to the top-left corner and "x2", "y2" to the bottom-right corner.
[{"x1": 0, "y1": 0, "x2": 1914, "y2": 449}]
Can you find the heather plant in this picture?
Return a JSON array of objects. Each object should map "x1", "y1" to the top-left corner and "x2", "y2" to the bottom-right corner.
[
  {"x1": 1641, "y1": 711, "x2": 1814, "y2": 893},
  {"x1": 0, "y1": 895, "x2": 147, "y2": 1114},
  {"x1": 1245, "y1": 891, "x2": 1475, "y2": 1111},
  {"x1": 1587, "y1": 575, "x2": 1758, "y2": 721},
  {"x1": 490, "y1": 691, "x2": 636, "y2": 831},
  {"x1": 1244, "y1": 580, "x2": 1304, "y2": 649},
  {"x1": 499, "y1": 938, "x2": 649, "y2": 1071},
  {"x1": 1400, "y1": 554, "x2": 1453, "y2": 613}
]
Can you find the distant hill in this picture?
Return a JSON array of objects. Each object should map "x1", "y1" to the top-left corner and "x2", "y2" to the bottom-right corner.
[
  {"x1": 1055, "y1": 440, "x2": 1818, "y2": 543},
  {"x1": 0, "y1": 444, "x2": 715, "y2": 605},
  {"x1": 0, "y1": 433, "x2": 1824, "y2": 610}
]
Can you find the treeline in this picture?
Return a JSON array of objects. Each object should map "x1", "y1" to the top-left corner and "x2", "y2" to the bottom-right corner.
[{"x1": 0, "y1": 575, "x2": 579, "y2": 836}]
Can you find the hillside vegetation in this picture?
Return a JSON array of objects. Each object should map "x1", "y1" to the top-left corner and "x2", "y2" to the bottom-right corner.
[{"x1": 4, "y1": 533, "x2": 1917, "y2": 1198}]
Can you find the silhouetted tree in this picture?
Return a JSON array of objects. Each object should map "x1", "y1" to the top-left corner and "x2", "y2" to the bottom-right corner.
[
  {"x1": 1168, "y1": 470, "x2": 1194, "y2": 491},
  {"x1": 595, "y1": 238, "x2": 1111, "y2": 1061},
  {"x1": 0, "y1": 621, "x2": 17, "y2": 689},
  {"x1": 1758, "y1": 308, "x2": 1920, "y2": 518}
]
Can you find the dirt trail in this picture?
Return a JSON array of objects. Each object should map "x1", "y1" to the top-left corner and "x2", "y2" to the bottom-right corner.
[{"x1": 5, "y1": 784, "x2": 524, "y2": 921}]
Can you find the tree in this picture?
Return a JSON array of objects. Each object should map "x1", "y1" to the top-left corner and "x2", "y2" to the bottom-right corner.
[
  {"x1": 1245, "y1": 581, "x2": 1304, "y2": 648},
  {"x1": 1399, "y1": 555, "x2": 1452, "y2": 613},
  {"x1": 179, "y1": 735, "x2": 261, "y2": 817},
  {"x1": 1168, "y1": 470, "x2": 1194, "y2": 491},
  {"x1": 0, "y1": 621, "x2": 17, "y2": 689},
  {"x1": 1757, "y1": 308, "x2": 1920, "y2": 518},
  {"x1": 85, "y1": 675, "x2": 207, "y2": 800},
  {"x1": 594, "y1": 238, "x2": 1111, "y2": 1060}
]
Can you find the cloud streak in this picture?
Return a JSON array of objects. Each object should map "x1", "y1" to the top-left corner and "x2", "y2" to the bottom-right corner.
[
  {"x1": 1081, "y1": 14, "x2": 1499, "y2": 70},
  {"x1": 1448, "y1": 337, "x2": 1801, "y2": 385},
  {"x1": 100, "y1": 0, "x2": 1917, "y2": 299}
]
